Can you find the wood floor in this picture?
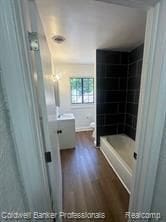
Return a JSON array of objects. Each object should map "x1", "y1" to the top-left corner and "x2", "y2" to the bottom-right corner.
[{"x1": 61, "y1": 131, "x2": 129, "y2": 222}]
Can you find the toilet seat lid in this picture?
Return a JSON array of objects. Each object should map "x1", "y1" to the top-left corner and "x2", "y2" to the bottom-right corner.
[{"x1": 90, "y1": 122, "x2": 95, "y2": 128}]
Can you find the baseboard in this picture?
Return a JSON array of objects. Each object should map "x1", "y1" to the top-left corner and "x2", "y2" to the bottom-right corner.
[{"x1": 76, "y1": 127, "x2": 93, "y2": 132}]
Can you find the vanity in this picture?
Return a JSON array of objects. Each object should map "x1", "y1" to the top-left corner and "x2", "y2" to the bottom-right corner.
[{"x1": 57, "y1": 113, "x2": 76, "y2": 150}]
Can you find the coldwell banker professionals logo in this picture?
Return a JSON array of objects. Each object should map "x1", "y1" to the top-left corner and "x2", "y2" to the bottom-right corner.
[{"x1": 1, "y1": 211, "x2": 105, "y2": 220}]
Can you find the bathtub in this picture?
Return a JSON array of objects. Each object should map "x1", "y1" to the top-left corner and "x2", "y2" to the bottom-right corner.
[{"x1": 100, "y1": 134, "x2": 135, "y2": 193}]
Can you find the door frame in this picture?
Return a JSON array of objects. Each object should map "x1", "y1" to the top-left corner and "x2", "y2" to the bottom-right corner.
[
  {"x1": 0, "y1": 0, "x2": 52, "y2": 211},
  {"x1": 129, "y1": 0, "x2": 166, "y2": 215},
  {"x1": 27, "y1": 0, "x2": 62, "y2": 216},
  {"x1": 1, "y1": 0, "x2": 166, "y2": 217}
]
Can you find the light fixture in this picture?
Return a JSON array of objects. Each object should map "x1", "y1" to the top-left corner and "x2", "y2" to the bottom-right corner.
[
  {"x1": 55, "y1": 74, "x2": 61, "y2": 81},
  {"x1": 51, "y1": 75, "x2": 57, "y2": 82},
  {"x1": 51, "y1": 74, "x2": 61, "y2": 82},
  {"x1": 46, "y1": 74, "x2": 61, "y2": 82}
]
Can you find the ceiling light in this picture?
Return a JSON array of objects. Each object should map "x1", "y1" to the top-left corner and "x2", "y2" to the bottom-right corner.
[{"x1": 52, "y1": 35, "x2": 66, "y2": 44}]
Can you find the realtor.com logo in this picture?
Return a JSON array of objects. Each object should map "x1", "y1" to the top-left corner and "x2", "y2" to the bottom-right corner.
[{"x1": 125, "y1": 211, "x2": 161, "y2": 221}]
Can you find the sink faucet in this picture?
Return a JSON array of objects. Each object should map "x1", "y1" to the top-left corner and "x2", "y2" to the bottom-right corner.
[{"x1": 58, "y1": 113, "x2": 63, "y2": 118}]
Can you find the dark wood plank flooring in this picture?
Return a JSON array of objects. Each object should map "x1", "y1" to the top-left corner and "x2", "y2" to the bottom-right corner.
[{"x1": 61, "y1": 131, "x2": 129, "y2": 222}]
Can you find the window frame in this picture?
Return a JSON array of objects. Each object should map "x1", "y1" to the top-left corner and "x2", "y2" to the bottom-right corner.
[{"x1": 70, "y1": 77, "x2": 94, "y2": 105}]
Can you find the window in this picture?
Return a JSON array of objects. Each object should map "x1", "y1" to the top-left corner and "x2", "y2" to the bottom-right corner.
[{"x1": 70, "y1": 77, "x2": 94, "y2": 104}]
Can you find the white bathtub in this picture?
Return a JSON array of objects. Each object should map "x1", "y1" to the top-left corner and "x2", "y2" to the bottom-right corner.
[{"x1": 100, "y1": 134, "x2": 135, "y2": 193}]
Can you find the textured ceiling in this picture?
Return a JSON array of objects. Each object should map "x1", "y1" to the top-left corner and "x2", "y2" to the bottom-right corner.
[{"x1": 36, "y1": 0, "x2": 147, "y2": 64}]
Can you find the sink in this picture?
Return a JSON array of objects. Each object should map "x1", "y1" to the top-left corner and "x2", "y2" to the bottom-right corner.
[{"x1": 57, "y1": 113, "x2": 75, "y2": 120}]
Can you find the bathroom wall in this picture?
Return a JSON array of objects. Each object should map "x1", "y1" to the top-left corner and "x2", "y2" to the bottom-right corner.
[
  {"x1": 96, "y1": 50, "x2": 128, "y2": 145},
  {"x1": 125, "y1": 44, "x2": 144, "y2": 139},
  {"x1": 54, "y1": 63, "x2": 95, "y2": 131},
  {"x1": 96, "y1": 44, "x2": 144, "y2": 145}
]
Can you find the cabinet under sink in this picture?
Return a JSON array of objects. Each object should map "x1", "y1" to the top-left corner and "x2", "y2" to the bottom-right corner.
[{"x1": 57, "y1": 113, "x2": 76, "y2": 150}]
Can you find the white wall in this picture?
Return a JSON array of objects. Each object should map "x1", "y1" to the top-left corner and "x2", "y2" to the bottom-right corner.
[
  {"x1": 151, "y1": 117, "x2": 166, "y2": 218},
  {"x1": 54, "y1": 63, "x2": 95, "y2": 131},
  {"x1": 38, "y1": 30, "x2": 55, "y2": 107},
  {"x1": 29, "y1": 1, "x2": 55, "y2": 108},
  {"x1": 0, "y1": 74, "x2": 28, "y2": 212}
]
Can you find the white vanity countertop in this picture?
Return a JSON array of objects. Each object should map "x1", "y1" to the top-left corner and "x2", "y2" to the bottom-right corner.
[{"x1": 57, "y1": 113, "x2": 75, "y2": 121}]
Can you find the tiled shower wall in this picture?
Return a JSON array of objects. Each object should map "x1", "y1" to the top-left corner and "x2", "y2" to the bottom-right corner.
[
  {"x1": 125, "y1": 44, "x2": 144, "y2": 140},
  {"x1": 96, "y1": 44, "x2": 144, "y2": 145},
  {"x1": 96, "y1": 50, "x2": 128, "y2": 145}
]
